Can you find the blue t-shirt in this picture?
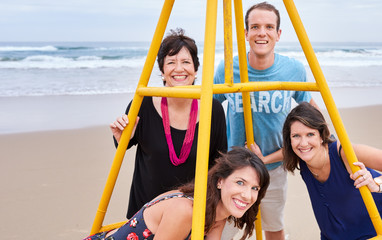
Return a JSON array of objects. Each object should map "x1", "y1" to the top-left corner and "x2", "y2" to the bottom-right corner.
[{"x1": 214, "y1": 53, "x2": 311, "y2": 170}]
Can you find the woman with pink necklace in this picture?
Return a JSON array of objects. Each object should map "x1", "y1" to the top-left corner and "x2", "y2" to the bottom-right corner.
[{"x1": 110, "y1": 28, "x2": 227, "y2": 219}]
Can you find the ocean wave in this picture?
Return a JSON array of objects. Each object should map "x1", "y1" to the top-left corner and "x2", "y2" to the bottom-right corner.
[
  {"x1": 1, "y1": 56, "x2": 381, "y2": 69},
  {"x1": 1, "y1": 42, "x2": 382, "y2": 69},
  {"x1": 1, "y1": 51, "x2": 381, "y2": 69},
  {"x1": 0, "y1": 55, "x2": 147, "y2": 69},
  {"x1": 301, "y1": 59, "x2": 382, "y2": 67},
  {"x1": 77, "y1": 56, "x2": 102, "y2": 61},
  {"x1": 282, "y1": 49, "x2": 382, "y2": 58},
  {"x1": 23, "y1": 55, "x2": 70, "y2": 62},
  {"x1": 1, "y1": 42, "x2": 381, "y2": 97},
  {"x1": 0, "y1": 56, "x2": 23, "y2": 61},
  {"x1": 0, "y1": 82, "x2": 139, "y2": 97},
  {"x1": 0, "y1": 45, "x2": 58, "y2": 52},
  {"x1": 0, "y1": 89, "x2": 135, "y2": 97},
  {"x1": 56, "y1": 46, "x2": 93, "y2": 51}
]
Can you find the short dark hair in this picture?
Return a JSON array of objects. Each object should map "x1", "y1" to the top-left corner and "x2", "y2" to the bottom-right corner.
[
  {"x1": 157, "y1": 28, "x2": 199, "y2": 74},
  {"x1": 282, "y1": 102, "x2": 334, "y2": 173},
  {"x1": 245, "y1": 2, "x2": 281, "y2": 31}
]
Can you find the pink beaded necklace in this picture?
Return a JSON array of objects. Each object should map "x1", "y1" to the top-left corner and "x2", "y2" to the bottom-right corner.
[{"x1": 161, "y1": 97, "x2": 198, "y2": 166}]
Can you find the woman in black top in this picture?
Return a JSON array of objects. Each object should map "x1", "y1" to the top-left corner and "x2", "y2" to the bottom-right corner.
[{"x1": 110, "y1": 28, "x2": 227, "y2": 218}]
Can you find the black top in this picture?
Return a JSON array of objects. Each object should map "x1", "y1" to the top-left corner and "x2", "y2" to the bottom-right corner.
[{"x1": 115, "y1": 96, "x2": 227, "y2": 218}]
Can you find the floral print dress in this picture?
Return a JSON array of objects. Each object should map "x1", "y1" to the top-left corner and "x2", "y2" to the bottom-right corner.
[{"x1": 83, "y1": 193, "x2": 193, "y2": 240}]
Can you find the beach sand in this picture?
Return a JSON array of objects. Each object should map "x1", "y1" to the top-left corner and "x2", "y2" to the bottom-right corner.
[{"x1": 1, "y1": 102, "x2": 381, "y2": 240}]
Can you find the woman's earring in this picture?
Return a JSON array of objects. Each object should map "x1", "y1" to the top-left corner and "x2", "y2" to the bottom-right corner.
[
  {"x1": 217, "y1": 184, "x2": 221, "y2": 189},
  {"x1": 161, "y1": 76, "x2": 165, "y2": 80},
  {"x1": 194, "y1": 75, "x2": 198, "y2": 80}
]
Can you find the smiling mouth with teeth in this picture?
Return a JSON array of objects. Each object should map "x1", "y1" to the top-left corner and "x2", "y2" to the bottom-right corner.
[
  {"x1": 255, "y1": 40, "x2": 268, "y2": 44},
  {"x1": 299, "y1": 148, "x2": 311, "y2": 153},
  {"x1": 173, "y1": 76, "x2": 187, "y2": 80},
  {"x1": 234, "y1": 199, "x2": 248, "y2": 208}
]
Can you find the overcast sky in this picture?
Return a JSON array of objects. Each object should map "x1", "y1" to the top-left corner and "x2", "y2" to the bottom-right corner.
[{"x1": 1, "y1": 0, "x2": 381, "y2": 42}]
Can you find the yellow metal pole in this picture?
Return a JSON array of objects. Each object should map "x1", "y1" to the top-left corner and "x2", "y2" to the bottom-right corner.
[
  {"x1": 233, "y1": 0, "x2": 255, "y2": 147},
  {"x1": 213, "y1": 81, "x2": 319, "y2": 94},
  {"x1": 90, "y1": 0, "x2": 175, "y2": 234},
  {"x1": 223, "y1": 0, "x2": 234, "y2": 86},
  {"x1": 136, "y1": 81, "x2": 318, "y2": 98},
  {"x1": 191, "y1": 0, "x2": 217, "y2": 239},
  {"x1": 233, "y1": 0, "x2": 262, "y2": 239},
  {"x1": 283, "y1": 0, "x2": 382, "y2": 235}
]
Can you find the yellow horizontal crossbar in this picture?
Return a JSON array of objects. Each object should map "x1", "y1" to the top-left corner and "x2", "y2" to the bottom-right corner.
[
  {"x1": 213, "y1": 81, "x2": 319, "y2": 93},
  {"x1": 136, "y1": 82, "x2": 319, "y2": 99},
  {"x1": 136, "y1": 86, "x2": 201, "y2": 98}
]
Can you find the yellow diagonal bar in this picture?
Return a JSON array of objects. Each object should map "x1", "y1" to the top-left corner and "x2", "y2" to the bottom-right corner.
[
  {"x1": 90, "y1": 0, "x2": 175, "y2": 235},
  {"x1": 191, "y1": 0, "x2": 218, "y2": 239},
  {"x1": 283, "y1": 0, "x2": 382, "y2": 236},
  {"x1": 233, "y1": 0, "x2": 254, "y2": 148},
  {"x1": 223, "y1": 0, "x2": 234, "y2": 86}
]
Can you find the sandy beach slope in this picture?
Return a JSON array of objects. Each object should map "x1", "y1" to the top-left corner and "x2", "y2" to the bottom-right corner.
[{"x1": 1, "y1": 105, "x2": 381, "y2": 240}]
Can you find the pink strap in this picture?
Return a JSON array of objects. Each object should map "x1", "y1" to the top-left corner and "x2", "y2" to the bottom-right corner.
[{"x1": 161, "y1": 97, "x2": 198, "y2": 166}]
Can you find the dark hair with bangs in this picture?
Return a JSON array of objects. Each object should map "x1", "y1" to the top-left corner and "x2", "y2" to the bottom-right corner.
[{"x1": 179, "y1": 147, "x2": 270, "y2": 240}]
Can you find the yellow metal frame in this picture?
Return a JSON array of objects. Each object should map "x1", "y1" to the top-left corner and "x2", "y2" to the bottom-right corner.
[{"x1": 89, "y1": 0, "x2": 382, "y2": 239}]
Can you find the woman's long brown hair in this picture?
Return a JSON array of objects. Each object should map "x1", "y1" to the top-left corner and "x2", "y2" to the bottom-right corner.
[{"x1": 179, "y1": 147, "x2": 270, "y2": 240}]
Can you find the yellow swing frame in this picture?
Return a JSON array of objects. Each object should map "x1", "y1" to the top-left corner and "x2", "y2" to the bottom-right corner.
[{"x1": 89, "y1": 0, "x2": 382, "y2": 239}]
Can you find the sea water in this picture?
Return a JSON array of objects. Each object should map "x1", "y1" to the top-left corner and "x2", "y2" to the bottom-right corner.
[
  {"x1": 1, "y1": 41, "x2": 382, "y2": 97},
  {"x1": 1, "y1": 41, "x2": 381, "y2": 133}
]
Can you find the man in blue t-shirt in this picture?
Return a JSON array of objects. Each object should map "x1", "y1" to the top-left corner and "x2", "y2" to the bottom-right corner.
[{"x1": 214, "y1": 2, "x2": 318, "y2": 240}]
